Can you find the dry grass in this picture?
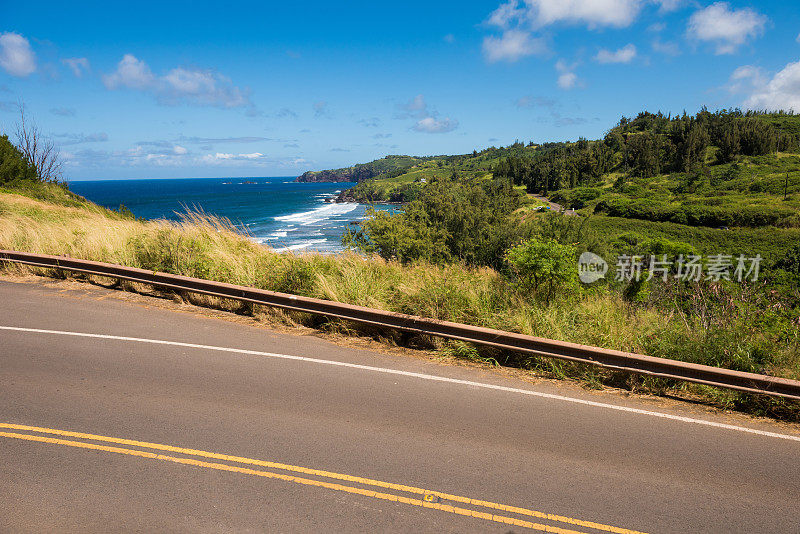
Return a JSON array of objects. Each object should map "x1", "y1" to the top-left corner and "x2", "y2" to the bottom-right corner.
[{"x1": 0, "y1": 188, "x2": 669, "y2": 352}]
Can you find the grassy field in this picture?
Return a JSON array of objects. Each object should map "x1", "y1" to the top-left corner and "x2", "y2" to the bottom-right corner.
[{"x1": 2, "y1": 182, "x2": 798, "y2": 420}]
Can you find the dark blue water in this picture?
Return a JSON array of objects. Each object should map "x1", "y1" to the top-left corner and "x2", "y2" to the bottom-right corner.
[{"x1": 68, "y1": 177, "x2": 394, "y2": 253}]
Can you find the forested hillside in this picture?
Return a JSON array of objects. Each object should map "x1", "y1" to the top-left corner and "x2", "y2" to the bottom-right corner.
[
  {"x1": 329, "y1": 109, "x2": 800, "y2": 231},
  {"x1": 296, "y1": 155, "x2": 431, "y2": 183},
  {"x1": 495, "y1": 109, "x2": 800, "y2": 229}
]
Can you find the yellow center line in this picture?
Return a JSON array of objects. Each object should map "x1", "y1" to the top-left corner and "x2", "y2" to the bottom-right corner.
[{"x1": 1, "y1": 423, "x2": 646, "y2": 534}]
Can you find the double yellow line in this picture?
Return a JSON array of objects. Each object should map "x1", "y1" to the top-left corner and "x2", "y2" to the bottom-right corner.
[{"x1": 1, "y1": 423, "x2": 645, "y2": 534}]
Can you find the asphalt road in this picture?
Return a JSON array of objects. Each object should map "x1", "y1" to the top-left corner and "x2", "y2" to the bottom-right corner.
[{"x1": 1, "y1": 279, "x2": 799, "y2": 533}]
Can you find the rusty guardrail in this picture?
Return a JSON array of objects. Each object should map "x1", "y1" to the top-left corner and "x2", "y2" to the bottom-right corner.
[{"x1": 3, "y1": 249, "x2": 800, "y2": 401}]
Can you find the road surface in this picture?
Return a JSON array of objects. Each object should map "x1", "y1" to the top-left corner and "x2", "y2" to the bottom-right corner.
[{"x1": 1, "y1": 279, "x2": 799, "y2": 533}]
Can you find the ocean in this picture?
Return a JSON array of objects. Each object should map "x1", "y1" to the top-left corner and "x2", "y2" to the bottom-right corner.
[{"x1": 68, "y1": 177, "x2": 396, "y2": 253}]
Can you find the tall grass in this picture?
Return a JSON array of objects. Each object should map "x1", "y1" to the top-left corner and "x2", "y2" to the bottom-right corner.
[{"x1": 1, "y1": 189, "x2": 797, "y2": 419}]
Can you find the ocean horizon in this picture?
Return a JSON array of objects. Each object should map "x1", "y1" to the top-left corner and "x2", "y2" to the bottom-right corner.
[{"x1": 68, "y1": 177, "x2": 395, "y2": 253}]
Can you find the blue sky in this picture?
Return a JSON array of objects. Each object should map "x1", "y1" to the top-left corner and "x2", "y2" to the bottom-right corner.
[{"x1": 1, "y1": 0, "x2": 798, "y2": 180}]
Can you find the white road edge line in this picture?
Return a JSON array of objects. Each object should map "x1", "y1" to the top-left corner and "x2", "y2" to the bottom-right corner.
[{"x1": 2, "y1": 325, "x2": 799, "y2": 443}]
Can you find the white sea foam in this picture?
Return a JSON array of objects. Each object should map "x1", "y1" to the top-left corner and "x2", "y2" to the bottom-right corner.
[
  {"x1": 272, "y1": 239, "x2": 328, "y2": 252},
  {"x1": 274, "y1": 202, "x2": 358, "y2": 226}
]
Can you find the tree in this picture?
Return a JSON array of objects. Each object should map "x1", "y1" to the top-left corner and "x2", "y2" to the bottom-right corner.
[
  {"x1": 13, "y1": 105, "x2": 63, "y2": 183},
  {"x1": 626, "y1": 132, "x2": 659, "y2": 178},
  {"x1": 344, "y1": 176, "x2": 526, "y2": 268},
  {"x1": 504, "y1": 238, "x2": 577, "y2": 302},
  {"x1": 0, "y1": 134, "x2": 36, "y2": 185}
]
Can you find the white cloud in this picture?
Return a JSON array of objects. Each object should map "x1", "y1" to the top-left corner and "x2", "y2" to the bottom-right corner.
[
  {"x1": 397, "y1": 94, "x2": 428, "y2": 119},
  {"x1": 397, "y1": 94, "x2": 459, "y2": 132},
  {"x1": 201, "y1": 152, "x2": 280, "y2": 164},
  {"x1": 652, "y1": 38, "x2": 681, "y2": 56},
  {"x1": 728, "y1": 64, "x2": 765, "y2": 92},
  {"x1": 482, "y1": 1, "x2": 642, "y2": 65},
  {"x1": 161, "y1": 67, "x2": 247, "y2": 107},
  {"x1": 63, "y1": 143, "x2": 311, "y2": 170},
  {"x1": 412, "y1": 116, "x2": 459, "y2": 133},
  {"x1": 732, "y1": 61, "x2": 800, "y2": 111},
  {"x1": 0, "y1": 32, "x2": 36, "y2": 77},
  {"x1": 62, "y1": 140, "x2": 311, "y2": 170},
  {"x1": 53, "y1": 132, "x2": 108, "y2": 145},
  {"x1": 557, "y1": 72, "x2": 577, "y2": 89},
  {"x1": 483, "y1": 30, "x2": 547, "y2": 62},
  {"x1": 654, "y1": 0, "x2": 684, "y2": 13},
  {"x1": 533, "y1": 0, "x2": 643, "y2": 28},
  {"x1": 443, "y1": 34, "x2": 455, "y2": 43},
  {"x1": 486, "y1": 1, "x2": 527, "y2": 29},
  {"x1": 62, "y1": 57, "x2": 90, "y2": 78},
  {"x1": 595, "y1": 44, "x2": 637, "y2": 64},
  {"x1": 179, "y1": 136, "x2": 272, "y2": 144},
  {"x1": 686, "y1": 2, "x2": 767, "y2": 55},
  {"x1": 103, "y1": 54, "x2": 249, "y2": 108},
  {"x1": 488, "y1": 0, "x2": 644, "y2": 30},
  {"x1": 103, "y1": 54, "x2": 155, "y2": 90},
  {"x1": 131, "y1": 141, "x2": 189, "y2": 157},
  {"x1": 555, "y1": 60, "x2": 581, "y2": 89}
]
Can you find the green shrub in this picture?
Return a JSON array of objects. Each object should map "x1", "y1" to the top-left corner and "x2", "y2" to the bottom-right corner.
[
  {"x1": 505, "y1": 238, "x2": 577, "y2": 302},
  {"x1": 388, "y1": 182, "x2": 424, "y2": 203},
  {"x1": 774, "y1": 244, "x2": 800, "y2": 275},
  {"x1": 0, "y1": 135, "x2": 36, "y2": 184},
  {"x1": 551, "y1": 187, "x2": 603, "y2": 209},
  {"x1": 345, "y1": 176, "x2": 526, "y2": 268},
  {"x1": 595, "y1": 196, "x2": 798, "y2": 228}
]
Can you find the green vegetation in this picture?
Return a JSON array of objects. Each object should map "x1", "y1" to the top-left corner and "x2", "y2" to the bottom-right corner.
[
  {"x1": 496, "y1": 110, "x2": 800, "y2": 229},
  {"x1": 0, "y1": 134, "x2": 37, "y2": 184},
  {"x1": 343, "y1": 176, "x2": 527, "y2": 267},
  {"x1": 296, "y1": 155, "x2": 432, "y2": 183},
  {"x1": 333, "y1": 110, "x2": 800, "y2": 226},
  {"x1": 333, "y1": 144, "x2": 539, "y2": 202},
  {"x1": 505, "y1": 238, "x2": 578, "y2": 302}
]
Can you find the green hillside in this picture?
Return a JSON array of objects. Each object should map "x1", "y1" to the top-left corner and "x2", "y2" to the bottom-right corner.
[
  {"x1": 330, "y1": 110, "x2": 800, "y2": 231},
  {"x1": 296, "y1": 155, "x2": 432, "y2": 183},
  {"x1": 337, "y1": 142, "x2": 543, "y2": 201}
]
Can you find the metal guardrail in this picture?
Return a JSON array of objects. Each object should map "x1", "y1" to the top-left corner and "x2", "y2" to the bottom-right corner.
[{"x1": 3, "y1": 249, "x2": 800, "y2": 401}]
